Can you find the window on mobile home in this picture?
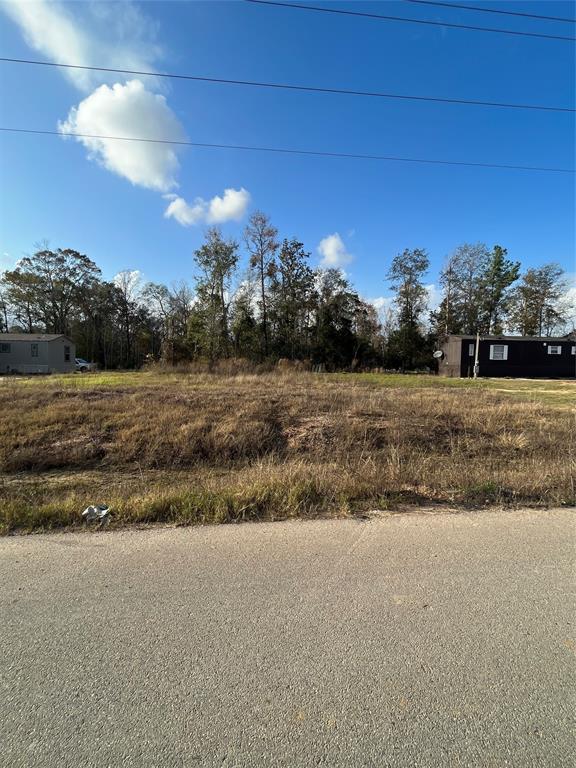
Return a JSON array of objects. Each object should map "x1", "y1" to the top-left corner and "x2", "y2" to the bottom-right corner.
[{"x1": 489, "y1": 344, "x2": 508, "y2": 361}]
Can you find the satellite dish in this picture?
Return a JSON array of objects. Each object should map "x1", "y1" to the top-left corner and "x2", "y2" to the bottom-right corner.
[{"x1": 433, "y1": 350, "x2": 444, "y2": 359}]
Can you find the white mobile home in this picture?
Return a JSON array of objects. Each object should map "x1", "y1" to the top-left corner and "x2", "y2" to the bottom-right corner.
[{"x1": 0, "y1": 334, "x2": 76, "y2": 374}]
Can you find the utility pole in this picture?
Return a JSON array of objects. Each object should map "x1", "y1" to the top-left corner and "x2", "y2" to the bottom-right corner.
[{"x1": 473, "y1": 330, "x2": 480, "y2": 378}]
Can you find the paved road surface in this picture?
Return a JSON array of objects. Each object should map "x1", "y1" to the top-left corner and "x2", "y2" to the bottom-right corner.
[{"x1": 1, "y1": 509, "x2": 575, "y2": 767}]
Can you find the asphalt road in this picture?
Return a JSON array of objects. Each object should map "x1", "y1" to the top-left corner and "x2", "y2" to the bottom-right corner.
[{"x1": 1, "y1": 509, "x2": 574, "y2": 767}]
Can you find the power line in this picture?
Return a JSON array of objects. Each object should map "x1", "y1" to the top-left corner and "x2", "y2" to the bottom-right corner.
[
  {"x1": 244, "y1": 0, "x2": 576, "y2": 41},
  {"x1": 1, "y1": 127, "x2": 573, "y2": 174},
  {"x1": 402, "y1": 0, "x2": 576, "y2": 24},
  {"x1": 1, "y1": 57, "x2": 574, "y2": 114}
]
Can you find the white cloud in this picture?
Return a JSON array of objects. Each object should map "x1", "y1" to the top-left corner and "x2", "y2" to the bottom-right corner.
[
  {"x1": 164, "y1": 188, "x2": 251, "y2": 226},
  {"x1": 207, "y1": 188, "x2": 251, "y2": 224},
  {"x1": 0, "y1": 252, "x2": 14, "y2": 270},
  {"x1": 318, "y1": 233, "x2": 353, "y2": 268},
  {"x1": 164, "y1": 196, "x2": 206, "y2": 226},
  {"x1": 0, "y1": 0, "x2": 161, "y2": 93},
  {"x1": 367, "y1": 296, "x2": 394, "y2": 315},
  {"x1": 59, "y1": 80, "x2": 185, "y2": 192},
  {"x1": 368, "y1": 286, "x2": 439, "y2": 317},
  {"x1": 2, "y1": 0, "x2": 251, "y2": 221},
  {"x1": 425, "y1": 283, "x2": 442, "y2": 311}
]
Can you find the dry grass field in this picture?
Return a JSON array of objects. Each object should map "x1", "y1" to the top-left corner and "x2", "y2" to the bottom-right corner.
[{"x1": 1, "y1": 370, "x2": 574, "y2": 533}]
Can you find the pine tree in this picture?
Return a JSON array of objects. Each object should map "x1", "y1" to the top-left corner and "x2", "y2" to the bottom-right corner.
[
  {"x1": 244, "y1": 211, "x2": 278, "y2": 357},
  {"x1": 269, "y1": 238, "x2": 314, "y2": 359},
  {"x1": 191, "y1": 228, "x2": 239, "y2": 361},
  {"x1": 478, "y1": 245, "x2": 520, "y2": 334}
]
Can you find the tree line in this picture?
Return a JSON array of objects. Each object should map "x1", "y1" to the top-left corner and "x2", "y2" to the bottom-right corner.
[{"x1": 0, "y1": 214, "x2": 573, "y2": 370}]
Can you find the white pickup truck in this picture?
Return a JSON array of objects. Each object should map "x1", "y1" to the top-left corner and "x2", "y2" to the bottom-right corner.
[{"x1": 75, "y1": 357, "x2": 97, "y2": 373}]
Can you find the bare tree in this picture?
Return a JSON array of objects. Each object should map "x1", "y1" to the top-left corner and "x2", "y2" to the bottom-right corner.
[{"x1": 113, "y1": 270, "x2": 143, "y2": 366}]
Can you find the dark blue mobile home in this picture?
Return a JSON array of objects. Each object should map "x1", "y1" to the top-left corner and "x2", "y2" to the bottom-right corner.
[{"x1": 438, "y1": 334, "x2": 576, "y2": 379}]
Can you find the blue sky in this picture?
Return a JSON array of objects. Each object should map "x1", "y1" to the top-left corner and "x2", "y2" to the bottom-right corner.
[{"x1": 0, "y1": 0, "x2": 574, "y2": 307}]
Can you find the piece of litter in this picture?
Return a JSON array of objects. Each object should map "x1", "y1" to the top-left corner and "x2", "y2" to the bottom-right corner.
[{"x1": 82, "y1": 504, "x2": 110, "y2": 524}]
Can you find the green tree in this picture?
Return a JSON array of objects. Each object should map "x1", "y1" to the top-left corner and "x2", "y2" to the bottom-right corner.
[
  {"x1": 350, "y1": 300, "x2": 383, "y2": 369},
  {"x1": 69, "y1": 277, "x2": 157, "y2": 369},
  {"x1": 431, "y1": 243, "x2": 490, "y2": 337},
  {"x1": 269, "y1": 238, "x2": 315, "y2": 359},
  {"x1": 0, "y1": 269, "x2": 43, "y2": 332},
  {"x1": 2, "y1": 247, "x2": 100, "y2": 334},
  {"x1": 508, "y1": 264, "x2": 568, "y2": 336},
  {"x1": 230, "y1": 281, "x2": 260, "y2": 359},
  {"x1": 191, "y1": 228, "x2": 239, "y2": 361},
  {"x1": 386, "y1": 248, "x2": 429, "y2": 368},
  {"x1": 70, "y1": 280, "x2": 116, "y2": 367},
  {"x1": 312, "y1": 269, "x2": 362, "y2": 369},
  {"x1": 478, "y1": 245, "x2": 520, "y2": 334}
]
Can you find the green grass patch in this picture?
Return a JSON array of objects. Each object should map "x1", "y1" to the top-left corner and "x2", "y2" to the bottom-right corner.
[{"x1": 332, "y1": 372, "x2": 576, "y2": 408}]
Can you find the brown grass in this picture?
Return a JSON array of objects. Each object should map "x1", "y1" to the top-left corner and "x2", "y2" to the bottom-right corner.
[{"x1": 1, "y1": 371, "x2": 574, "y2": 533}]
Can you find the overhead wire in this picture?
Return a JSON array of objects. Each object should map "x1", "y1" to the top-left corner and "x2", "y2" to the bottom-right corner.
[
  {"x1": 0, "y1": 58, "x2": 573, "y2": 113},
  {"x1": 401, "y1": 0, "x2": 576, "y2": 24},
  {"x1": 243, "y1": 0, "x2": 576, "y2": 41},
  {"x1": 1, "y1": 127, "x2": 573, "y2": 174}
]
